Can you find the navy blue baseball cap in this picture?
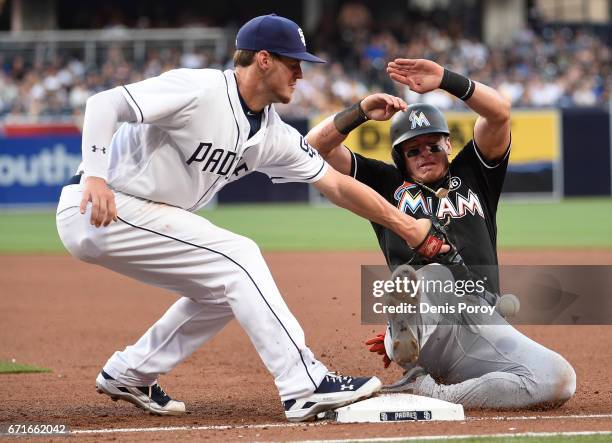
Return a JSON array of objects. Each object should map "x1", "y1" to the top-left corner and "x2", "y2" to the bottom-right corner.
[{"x1": 236, "y1": 14, "x2": 325, "y2": 63}]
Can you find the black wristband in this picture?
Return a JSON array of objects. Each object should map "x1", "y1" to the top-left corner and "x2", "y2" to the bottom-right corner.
[
  {"x1": 439, "y1": 69, "x2": 476, "y2": 101},
  {"x1": 333, "y1": 101, "x2": 369, "y2": 135}
]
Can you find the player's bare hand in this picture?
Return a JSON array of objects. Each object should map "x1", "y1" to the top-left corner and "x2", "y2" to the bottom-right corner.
[
  {"x1": 361, "y1": 93, "x2": 407, "y2": 121},
  {"x1": 411, "y1": 218, "x2": 450, "y2": 255},
  {"x1": 387, "y1": 58, "x2": 444, "y2": 94},
  {"x1": 79, "y1": 176, "x2": 118, "y2": 228}
]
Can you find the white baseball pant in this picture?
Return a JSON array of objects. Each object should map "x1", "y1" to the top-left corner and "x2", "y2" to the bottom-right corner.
[{"x1": 56, "y1": 183, "x2": 328, "y2": 401}]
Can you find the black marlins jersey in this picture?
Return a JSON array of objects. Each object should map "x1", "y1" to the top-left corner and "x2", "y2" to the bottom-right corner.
[{"x1": 350, "y1": 140, "x2": 510, "y2": 293}]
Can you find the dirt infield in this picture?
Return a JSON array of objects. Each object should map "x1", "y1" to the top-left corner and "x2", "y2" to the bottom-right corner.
[{"x1": 2, "y1": 250, "x2": 612, "y2": 441}]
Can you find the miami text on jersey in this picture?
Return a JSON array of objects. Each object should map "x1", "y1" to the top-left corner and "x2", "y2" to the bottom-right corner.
[{"x1": 393, "y1": 181, "x2": 484, "y2": 219}]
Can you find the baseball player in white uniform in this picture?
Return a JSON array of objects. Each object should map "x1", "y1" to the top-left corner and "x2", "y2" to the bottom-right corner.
[{"x1": 55, "y1": 14, "x2": 438, "y2": 422}]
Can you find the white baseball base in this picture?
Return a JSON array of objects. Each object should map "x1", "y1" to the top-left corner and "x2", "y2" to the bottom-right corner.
[{"x1": 321, "y1": 394, "x2": 464, "y2": 423}]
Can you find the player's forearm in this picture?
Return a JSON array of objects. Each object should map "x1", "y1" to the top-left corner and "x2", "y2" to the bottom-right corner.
[
  {"x1": 464, "y1": 81, "x2": 511, "y2": 125},
  {"x1": 434, "y1": 66, "x2": 510, "y2": 125},
  {"x1": 317, "y1": 170, "x2": 421, "y2": 246},
  {"x1": 306, "y1": 115, "x2": 347, "y2": 159},
  {"x1": 307, "y1": 99, "x2": 371, "y2": 159}
]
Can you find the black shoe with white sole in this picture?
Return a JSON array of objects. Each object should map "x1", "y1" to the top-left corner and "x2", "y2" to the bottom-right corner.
[
  {"x1": 95, "y1": 370, "x2": 186, "y2": 416},
  {"x1": 284, "y1": 372, "x2": 381, "y2": 422}
]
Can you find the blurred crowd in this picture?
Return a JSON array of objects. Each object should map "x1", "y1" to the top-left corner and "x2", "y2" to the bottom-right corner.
[
  {"x1": 0, "y1": 47, "x2": 227, "y2": 121},
  {"x1": 278, "y1": 9, "x2": 611, "y2": 118},
  {"x1": 0, "y1": 11, "x2": 609, "y2": 122}
]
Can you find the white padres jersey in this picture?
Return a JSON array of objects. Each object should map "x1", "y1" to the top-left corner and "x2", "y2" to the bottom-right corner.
[{"x1": 97, "y1": 69, "x2": 328, "y2": 211}]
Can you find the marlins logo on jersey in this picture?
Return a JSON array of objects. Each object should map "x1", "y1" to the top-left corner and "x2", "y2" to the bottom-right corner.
[{"x1": 393, "y1": 179, "x2": 485, "y2": 220}]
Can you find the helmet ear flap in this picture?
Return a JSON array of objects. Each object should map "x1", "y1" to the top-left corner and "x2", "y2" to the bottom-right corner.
[{"x1": 392, "y1": 147, "x2": 406, "y2": 176}]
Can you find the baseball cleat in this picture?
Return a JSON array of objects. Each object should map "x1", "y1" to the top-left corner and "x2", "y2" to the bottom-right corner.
[
  {"x1": 283, "y1": 372, "x2": 382, "y2": 422},
  {"x1": 385, "y1": 264, "x2": 421, "y2": 366},
  {"x1": 95, "y1": 370, "x2": 186, "y2": 416},
  {"x1": 381, "y1": 365, "x2": 427, "y2": 393}
]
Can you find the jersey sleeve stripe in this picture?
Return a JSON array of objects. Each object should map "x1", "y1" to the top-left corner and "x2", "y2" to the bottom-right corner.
[
  {"x1": 270, "y1": 160, "x2": 326, "y2": 183},
  {"x1": 305, "y1": 161, "x2": 326, "y2": 181},
  {"x1": 472, "y1": 135, "x2": 512, "y2": 169},
  {"x1": 121, "y1": 85, "x2": 144, "y2": 123},
  {"x1": 350, "y1": 149, "x2": 358, "y2": 178}
]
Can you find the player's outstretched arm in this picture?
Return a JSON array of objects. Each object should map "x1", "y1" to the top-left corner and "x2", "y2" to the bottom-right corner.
[
  {"x1": 314, "y1": 166, "x2": 449, "y2": 253},
  {"x1": 306, "y1": 93, "x2": 407, "y2": 175},
  {"x1": 387, "y1": 58, "x2": 510, "y2": 162},
  {"x1": 466, "y1": 81, "x2": 511, "y2": 162}
]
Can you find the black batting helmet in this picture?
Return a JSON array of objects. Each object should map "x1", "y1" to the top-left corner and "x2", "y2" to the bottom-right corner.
[{"x1": 391, "y1": 103, "x2": 449, "y2": 176}]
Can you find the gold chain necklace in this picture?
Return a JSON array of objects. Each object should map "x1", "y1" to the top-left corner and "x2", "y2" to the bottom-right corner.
[{"x1": 414, "y1": 170, "x2": 451, "y2": 199}]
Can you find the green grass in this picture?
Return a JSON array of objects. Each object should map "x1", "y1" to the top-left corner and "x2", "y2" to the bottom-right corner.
[
  {"x1": 203, "y1": 203, "x2": 378, "y2": 250},
  {"x1": 0, "y1": 212, "x2": 64, "y2": 252},
  {"x1": 497, "y1": 197, "x2": 612, "y2": 248},
  {"x1": 0, "y1": 360, "x2": 51, "y2": 374},
  {"x1": 1, "y1": 197, "x2": 611, "y2": 253},
  {"x1": 381, "y1": 435, "x2": 612, "y2": 443}
]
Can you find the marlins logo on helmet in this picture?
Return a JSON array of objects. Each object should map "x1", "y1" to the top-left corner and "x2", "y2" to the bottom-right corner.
[{"x1": 408, "y1": 110, "x2": 430, "y2": 129}]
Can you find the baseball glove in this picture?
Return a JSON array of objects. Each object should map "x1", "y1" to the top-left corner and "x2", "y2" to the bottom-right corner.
[
  {"x1": 413, "y1": 216, "x2": 471, "y2": 280},
  {"x1": 414, "y1": 217, "x2": 455, "y2": 261},
  {"x1": 413, "y1": 216, "x2": 497, "y2": 305}
]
